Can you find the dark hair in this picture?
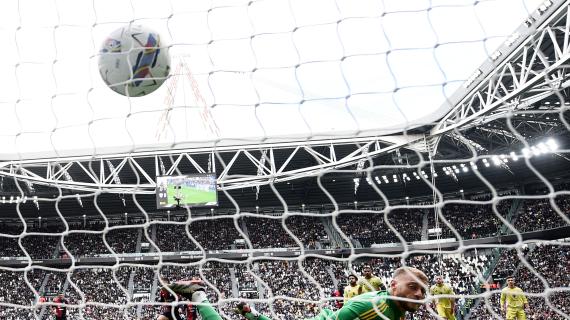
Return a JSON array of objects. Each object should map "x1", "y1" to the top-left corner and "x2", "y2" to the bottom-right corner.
[{"x1": 348, "y1": 274, "x2": 357, "y2": 280}]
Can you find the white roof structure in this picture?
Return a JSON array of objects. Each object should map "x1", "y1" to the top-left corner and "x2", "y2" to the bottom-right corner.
[{"x1": 0, "y1": 0, "x2": 544, "y2": 160}]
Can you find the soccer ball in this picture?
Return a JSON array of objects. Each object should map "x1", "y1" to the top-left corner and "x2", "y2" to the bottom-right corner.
[{"x1": 98, "y1": 25, "x2": 171, "y2": 97}]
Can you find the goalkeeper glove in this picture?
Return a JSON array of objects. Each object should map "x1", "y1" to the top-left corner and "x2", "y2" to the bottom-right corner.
[{"x1": 168, "y1": 280, "x2": 206, "y2": 300}]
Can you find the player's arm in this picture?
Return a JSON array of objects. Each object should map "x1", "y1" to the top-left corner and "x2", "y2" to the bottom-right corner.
[
  {"x1": 236, "y1": 297, "x2": 372, "y2": 320},
  {"x1": 446, "y1": 286, "x2": 456, "y2": 310},
  {"x1": 168, "y1": 280, "x2": 222, "y2": 320},
  {"x1": 521, "y1": 289, "x2": 529, "y2": 310},
  {"x1": 428, "y1": 286, "x2": 436, "y2": 309},
  {"x1": 499, "y1": 290, "x2": 506, "y2": 312}
]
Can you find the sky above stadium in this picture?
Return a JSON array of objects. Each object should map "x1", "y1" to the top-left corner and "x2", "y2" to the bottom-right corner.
[{"x1": 0, "y1": 0, "x2": 545, "y2": 159}]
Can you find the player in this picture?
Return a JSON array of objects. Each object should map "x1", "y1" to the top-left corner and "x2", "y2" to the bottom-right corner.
[
  {"x1": 500, "y1": 277, "x2": 529, "y2": 320},
  {"x1": 344, "y1": 274, "x2": 360, "y2": 302},
  {"x1": 332, "y1": 283, "x2": 344, "y2": 309},
  {"x1": 429, "y1": 275, "x2": 456, "y2": 320},
  {"x1": 234, "y1": 267, "x2": 429, "y2": 320},
  {"x1": 185, "y1": 303, "x2": 198, "y2": 320},
  {"x1": 158, "y1": 277, "x2": 183, "y2": 320},
  {"x1": 358, "y1": 265, "x2": 385, "y2": 294},
  {"x1": 52, "y1": 293, "x2": 68, "y2": 320},
  {"x1": 166, "y1": 278, "x2": 223, "y2": 320}
]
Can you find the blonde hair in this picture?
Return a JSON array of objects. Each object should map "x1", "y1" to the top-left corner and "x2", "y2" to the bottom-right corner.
[{"x1": 393, "y1": 267, "x2": 428, "y2": 284}]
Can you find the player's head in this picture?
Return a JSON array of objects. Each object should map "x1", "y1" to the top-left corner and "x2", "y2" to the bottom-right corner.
[
  {"x1": 435, "y1": 275, "x2": 444, "y2": 285},
  {"x1": 348, "y1": 274, "x2": 358, "y2": 285},
  {"x1": 363, "y1": 265, "x2": 372, "y2": 278},
  {"x1": 389, "y1": 267, "x2": 429, "y2": 313},
  {"x1": 506, "y1": 276, "x2": 515, "y2": 288},
  {"x1": 58, "y1": 292, "x2": 64, "y2": 299}
]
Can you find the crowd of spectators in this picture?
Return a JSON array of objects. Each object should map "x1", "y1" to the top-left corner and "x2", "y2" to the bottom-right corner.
[
  {"x1": 286, "y1": 216, "x2": 330, "y2": 249},
  {"x1": 21, "y1": 235, "x2": 60, "y2": 259},
  {"x1": 242, "y1": 216, "x2": 298, "y2": 249},
  {"x1": 515, "y1": 196, "x2": 570, "y2": 233},
  {"x1": 0, "y1": 244, "x2": 565, "y2": 319},
  {"x1": 428, "y1": 201, "x2": 511, "y2": 240},
  {"x1": 190, "y1": 218, "x2": 246, "y2": 251},
  {"x1": 0, "y1": 192, "x2": 567, "y2": 319},
  {"x1": 64, "y1": 227, "x2": 141, "y2": 258},
  {"x1": 154, "y1": 223, "x2": 199, "y2": 253},
  {"x1": 337, "y1": 209, "x2": 424, "y2": 247}
]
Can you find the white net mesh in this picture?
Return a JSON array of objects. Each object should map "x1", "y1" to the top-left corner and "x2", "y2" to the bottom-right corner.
[{"x1": 0, "y1": 0, "x2": 569, "y2": 319}]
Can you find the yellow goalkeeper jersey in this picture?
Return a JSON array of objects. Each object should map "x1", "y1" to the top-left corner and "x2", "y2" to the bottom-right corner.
[
  {"x1": 430, "y1": 283, "x2": 455, "y2": 308},
  {"x1": 500, "y1": 287, "x2": 528, "y2": 309},
  {"x1": 358, "y1": 276, "x2": 383, "y2": 293}
]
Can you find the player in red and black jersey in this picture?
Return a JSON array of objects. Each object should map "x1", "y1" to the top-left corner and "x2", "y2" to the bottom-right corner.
[
  {"x1": 185, "y1": 302, "x2": 198, "y2": 320},
  {"x1": 157, "y1": 277, "x2": 183, "y2": 320},
  {"x1": 52, "y1": 293, "x2": 68, "y2": 320}
]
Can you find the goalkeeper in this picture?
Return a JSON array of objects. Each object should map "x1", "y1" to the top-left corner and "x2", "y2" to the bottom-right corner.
[
  {"x1": 234, "y1": 267, "x2": 429, "y2": 320},
  {"x1": 165, "y1": 279, "x2": 223, "y2": 320}
]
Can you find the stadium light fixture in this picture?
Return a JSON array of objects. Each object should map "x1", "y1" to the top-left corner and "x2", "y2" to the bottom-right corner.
[
  {"x1": 510, "y1": 151, "x2": 519, "y2": 161},
  {"x1": 83, "y1": 214, "x2": 86, "y2": 218},
  {"x1": 522, "y1": 147, "x2": 531, "y2": 158},
  {"x1": 38, "y1": 216, "x2": 41, "y2": 220},
  {"x1": 460, "y1": 189, "x2": 464, "y2": 193},
  {"x1": 537, "y1": 142, "x2": 549, "y2": 154},
  {"x1": 546, "y1": 138, "x2": 558, "y2": 151}
]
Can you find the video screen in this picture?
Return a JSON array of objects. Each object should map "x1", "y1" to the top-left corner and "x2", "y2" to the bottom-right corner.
[{"x1": 156, "y1": 173, "x2": 218, "y2": 208}]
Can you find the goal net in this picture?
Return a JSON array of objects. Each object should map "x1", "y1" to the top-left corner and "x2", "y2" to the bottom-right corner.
[{"x1": 0, "y1": 0, "x2": 568, "y2": 319}]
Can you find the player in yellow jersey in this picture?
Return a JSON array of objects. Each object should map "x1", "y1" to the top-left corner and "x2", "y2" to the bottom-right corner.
[
  {"x1": 344, "y1": 274, "x2": 360, "y2": 302},
  {"x1": 358, "y1": 265, "x2": 385, "y2": 294},
  {"x1": 500, "y1": 277, "x2": 529, "y2": 320},
  {"x1": 429, "y1": 275, "x2": 456, "y2": 320}
]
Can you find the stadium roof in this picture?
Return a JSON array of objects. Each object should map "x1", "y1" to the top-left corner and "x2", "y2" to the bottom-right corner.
[{"x1": 0, "y1": 0, "x2": 545, "y2": 160}]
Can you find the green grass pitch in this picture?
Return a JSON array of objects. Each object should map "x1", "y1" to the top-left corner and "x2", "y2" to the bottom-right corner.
[{"x1": 166, "y1": 185, "x2": 216, "y2": 205}]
